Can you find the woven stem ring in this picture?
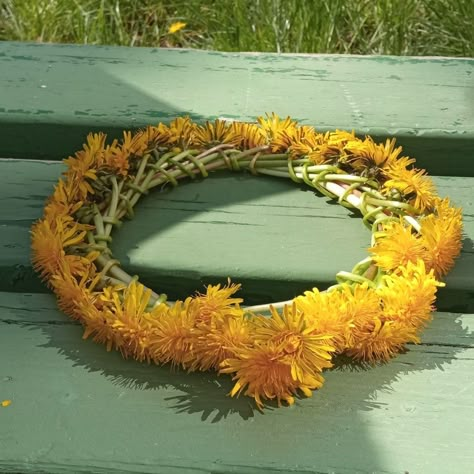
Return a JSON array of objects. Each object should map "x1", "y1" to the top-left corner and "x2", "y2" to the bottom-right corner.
[{"x1": 31, "y1": 114, "x2": 463, "y2": 409}]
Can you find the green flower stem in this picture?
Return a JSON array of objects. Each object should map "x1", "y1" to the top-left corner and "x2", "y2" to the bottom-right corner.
[
  {"x1": 363, "y1": 264, "x2": 379, "y2": 281},
  {"x1": 147, "y1": 148, "x2": 247, "y2": 188},
  {"x1": 109, "y1": 147, "x2": 246, "y2": 235},
  {"x1": 338, "y1": 182, "x2": 365, "y2": 206},
  {"x1": 230, "y1": 145, "x2": 270, "y2": 159},
  {"x1": 92, "y1": 204, "x2": 109, "y2": 248},
  {"x1": 366, "y1": 197, "x2": 419, "y2": 214},
  {"x1": 404, "y1": 215, "x2": 421, "y2": 232},
  {"x1": 95, "y1": 254, "x2": 165, "y2": 302},
  {"x1": 135, "y1": 153, "x2": 151, "y2": 184},
  {"x1": 147, "y1": 152, "x2": 221, "y2": 188},
  {"x1": 320, "y1": 180, "x2": 421, "y2": 238},
  {"x1": 359, "y1": 185, "x2": 385, "y2": 199},
  {"x1": 241, "y1": 160, "x2": 298, "y2": 169},
  {"x1": 244, "y1": 300, "x2": 293, "y2": 313},
  {"x1": 102, "y1": 276, "x2": 126, "y2": 287},
  {"x1": 96, "y1": 254, "x2": 131, "y2": 283},
  {"x1": 85, "y1": 145, "x2": 424, "y2": 315},
  {"x1": 306, "y1": 173, "x2": 370, "y2": 183},
  {"x1": 300, "y1": 164, "x2": 340, "y2": 173},
  {"x1": 104, "y1": 176, "x2": 120, "y2": 237},
  {"x1": 112, "y1": 159, "x2": 190, "y2": 223},
  {"x1": 155, "y1": 149, "x2": 200, "y2": 169},
  {"x1": 324, "y1": 181, "x2": 362, "y2": 208},
  {"x1": 151, "y1": 145, "x2": 231, "y2": 180},
  {"x1": 362, "y1": 206, "x2": 385, "y2": 230},
  {"x1": 242, "y1": 166, "x2": 390, "y2": 227},
  {"x1": 336, "y1": 271, "x2": 376, "y2": 287},
  {"x1": 351, "y1": 256, "x2": 373, "y2": 276},
  {"x1": 86, "y1": 230, "x2": 99, "y2": 247},
  {"x1": 148, "y1": 292, "x2": 169, "y2": 307},
  {"x1": 92, "y1": 206, "x2": 105, "y2": 234},
  {"x1": 252, "y1": 168, "x2": 289, "y2": 178},
  {"x1": 114, "y1": 154, "x2": 150, "y2": 220},
  {"x1": 97, "y1": 258, "x2": 167, "y2": 305}
]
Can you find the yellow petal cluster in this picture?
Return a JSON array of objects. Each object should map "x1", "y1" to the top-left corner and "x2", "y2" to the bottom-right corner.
[{"x1": 30, "y1": 114, "x2": 463, "y2": 409}]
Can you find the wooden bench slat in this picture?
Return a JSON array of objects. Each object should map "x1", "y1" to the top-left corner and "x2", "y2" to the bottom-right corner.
[
  {"x1": 2, "y1": 41, "x2": 473, "y2": 474},
  {"x1": 1, "y1": 158, "x2": 473, "y2": 312},
  {"x1": 1, "y1": 42, "x2": 473, "y2": 176},
  {"x1": 1, "y1": 292, "x2": 473, "y2": 474}
]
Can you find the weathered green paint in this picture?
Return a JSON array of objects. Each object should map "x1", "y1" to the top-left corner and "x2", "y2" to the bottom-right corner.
[
  {"x1": 1, "y1": 42, "x2": 473, "y2": 176},
  {"x1": 1, "y1": 158, "x2": 473, "y2": 311},
  {"x1": 1, "y1": 42, "x2": 474, "y2": 473},
  {"x1": 0, "y1": 292, "x2": 473, "y2": 473}
]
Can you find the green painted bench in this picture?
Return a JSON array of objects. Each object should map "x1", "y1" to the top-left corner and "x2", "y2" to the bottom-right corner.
[{"x1": 1, "y1": 41, "x2": 474, "y2": 473}]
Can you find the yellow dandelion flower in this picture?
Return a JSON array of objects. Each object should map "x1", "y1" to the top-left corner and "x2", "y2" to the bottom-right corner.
[
  {"x1": 221, "y1": 337, "x2": 330, "y2": 409},
  {"x1": 31, "y1": 217, "x2": 88, "y2": 282},
  {"x1": 63, "y1": 132, "x2": 107, "y2": 200},
  {"x1": 221, "y1": 342, "x2": 301, "y2": 408},
  {"x1": 168, "y1": 21, "x2": 186, "y2": 34},
  {"x1": 147, "y1": 299, "x2": 197, "y2": 368},
  {"x1": 257, "y1": 113, "x2": 298, "y2": 152},
  {"x1": 230, "y1": 122, "x2": 267, "y2": 149},
  {"x1": 194, "y1": 119, "x2": 242, "y2": 148},
  {"x1": 326, "y1": 129, "x2": 358, "y2": 149},
  {"x1": 273, "y1": 124, "x2": 316, "y2": 156},
  {"x1": 1, "y1": 400, "x2": 12, "y2": 407},
  {"x1": 44, "y1": 179, "x2": 82, "y2": 221},
  {"x1": 222, "y1": 304, "x2": 334, "y2": 408},
  {"x1": 383, "y1": 165, "x2": 437, "y2": 211},
  {"x1": 79, "y1": 296, "x2": 118, "y2": 352},
  {"x1": 50, "y1": 260, "x2": 99, "y2": 318},
  {"x1": 268, "y1": 124, "x2": 314, "y2": 154},
  {"x1": 254, "y1": 305, "x2": 334, "y2": 380},
  {"x1": 348, "y1": 260, "x2": 442, "y2": 362},
  {"x1": 294, "y1": 288, "x2": 348, "y2": 350},
  {"x1": 306, "y1": 129, "x2": 358, "y2": 165},
  {"x1": 386, "y1": 155, "x2": 416, "y2": 173},
  {"x1": 108, "y1": 282, "x2": 156, "y2": 361},
  {"x1": 140, "y1": 123, "x2": 171, "y2": 150},
  {"x1": 378, "y1": 260, "x2": 441, "y2": 327},
  {"x1": 345, "y1": 136, "x2": 403, "y2": 172},
  {"x1": 295, "y1": 283, "x2": 380, "y2": 352},
  {"x1": 192, "y1": 282, "x2": 243, "y2": 324},
  {"x1": 192, "y1": 312, "x2": 252, "y2": 371},
  {"x1": 102, "y1": 140, "x2": 130, "y2": 176},
  {"x1": 369, "y1": 221, "x2": 429, "y2": 273},
  {"x1": 286, "y1": 125, "x2": 322, "y2": 159},
  {"x1": 420, "y1": 198, "x2": 463, "y2": 277},
  {"x1": 347, "y1": 318, "x2": 418, "y2": 362},
  {"x1": 167, "y1": 116, "x2": 196, "y2": 150},
  {"x1": 78, "y1": 132, "x2": 108, "y2": 168},
  {"x1": 122, "y1": 129, "x2": 153, "y2": 157},
  {"x1": 331, "y1": 283, "x2": 382, "y2": 349}
]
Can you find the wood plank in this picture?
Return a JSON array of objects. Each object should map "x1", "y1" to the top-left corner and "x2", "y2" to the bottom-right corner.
[
  {"x1": 0, "y1": 42, "x2": 473, "y2": 176},
  {"x1": 0, "y1": 160, "x2": 474, "y2": 312},
  {"x1": 0, "y1": 292, "x2": 473, "y2": 473},
  {"x1": 1, "y1": 158, "x2": 473, "y2": 311}
]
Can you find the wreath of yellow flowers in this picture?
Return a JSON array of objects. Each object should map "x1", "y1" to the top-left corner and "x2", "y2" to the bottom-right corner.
[{"x1": 31, "y1": 113, "x2": 463, "y2": 409}]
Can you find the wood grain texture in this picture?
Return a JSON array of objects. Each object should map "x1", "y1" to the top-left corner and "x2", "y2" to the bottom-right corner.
[
  {"x1": 1, "y1": 292, "x2": 473, "y2": 474},
  {"x1": 1, "y1": 158, "x2": 473, "y2": 311},
  {"x1": 2, "y1": 41, "x2": 474, "y2": 474},
  {"x1": 1, "y1": 42, "x2": 473, "y2": 176}
]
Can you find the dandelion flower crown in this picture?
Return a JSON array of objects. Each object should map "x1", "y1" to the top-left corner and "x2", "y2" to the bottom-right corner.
[{"x1": 31, "y1": 113, "x2": 463, "y2": 409}]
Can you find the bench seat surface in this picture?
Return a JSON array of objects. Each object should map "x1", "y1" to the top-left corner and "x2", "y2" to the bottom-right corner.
[
  {"x1": 1, "y1": 42, "x2": 474, "y2": 474},
  {"x1": 1, "y1": 159, "x2": 473, "y2": 312},
  {"x1": 1, "y1": 157, "x2": 474, "y2": 473},
  {"x1": 1, "y1": 292, "x2": 474, "y2": 474},
  {"x1": 0, "y1": 42, "x2": 473, "y2": 176}
]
